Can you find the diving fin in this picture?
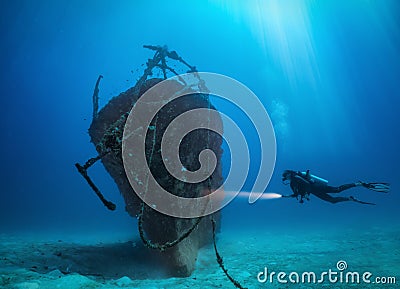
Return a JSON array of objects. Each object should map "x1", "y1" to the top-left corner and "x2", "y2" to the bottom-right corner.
[
  {"x1": 349, "y1": 196, "x2": 376, "y2": 205},
  {"x1": 360, "y1": 182, "x2": 390, "y2": 193}
]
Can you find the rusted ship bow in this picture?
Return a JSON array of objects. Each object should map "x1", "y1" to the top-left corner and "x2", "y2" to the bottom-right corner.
[{"x1": 76, "y1": 45, "x2": 223, "y2": 277}]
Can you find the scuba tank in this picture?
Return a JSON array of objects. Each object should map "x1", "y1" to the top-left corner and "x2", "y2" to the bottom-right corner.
[{"x1": 299, "y1": 170, "x2": 328, "y2": 185}]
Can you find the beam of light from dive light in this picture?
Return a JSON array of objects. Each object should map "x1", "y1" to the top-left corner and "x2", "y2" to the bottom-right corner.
[{"x1": 223, "y1": 191, "x2": 282, "y2": 201}]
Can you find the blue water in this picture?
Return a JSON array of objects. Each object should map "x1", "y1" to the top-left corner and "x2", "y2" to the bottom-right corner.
[{"x1": 0, "y1": 0, "x2": 399, "y2": 286}]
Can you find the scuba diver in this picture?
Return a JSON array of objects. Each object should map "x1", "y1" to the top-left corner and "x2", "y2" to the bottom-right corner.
[{"x1": 282, "y1": 170, "x2": 390, "y2": 205}]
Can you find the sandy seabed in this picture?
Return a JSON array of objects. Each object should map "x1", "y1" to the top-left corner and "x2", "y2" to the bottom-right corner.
[{"x1": 1, "y1": 226, "x2": 399, "y2": 289}]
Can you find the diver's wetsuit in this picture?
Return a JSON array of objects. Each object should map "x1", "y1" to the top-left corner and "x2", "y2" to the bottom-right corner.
[
  {"x1": 289, "y1": 174, "x2": 364, "y2": 204},
  {"x1": 283, "y1": 170, "x2": 389, "y2": 205}
]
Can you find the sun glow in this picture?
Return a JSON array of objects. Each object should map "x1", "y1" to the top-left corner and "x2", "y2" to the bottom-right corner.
[{"x1": 211, "y1": 0, "x2": 319, "y2": 86}]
